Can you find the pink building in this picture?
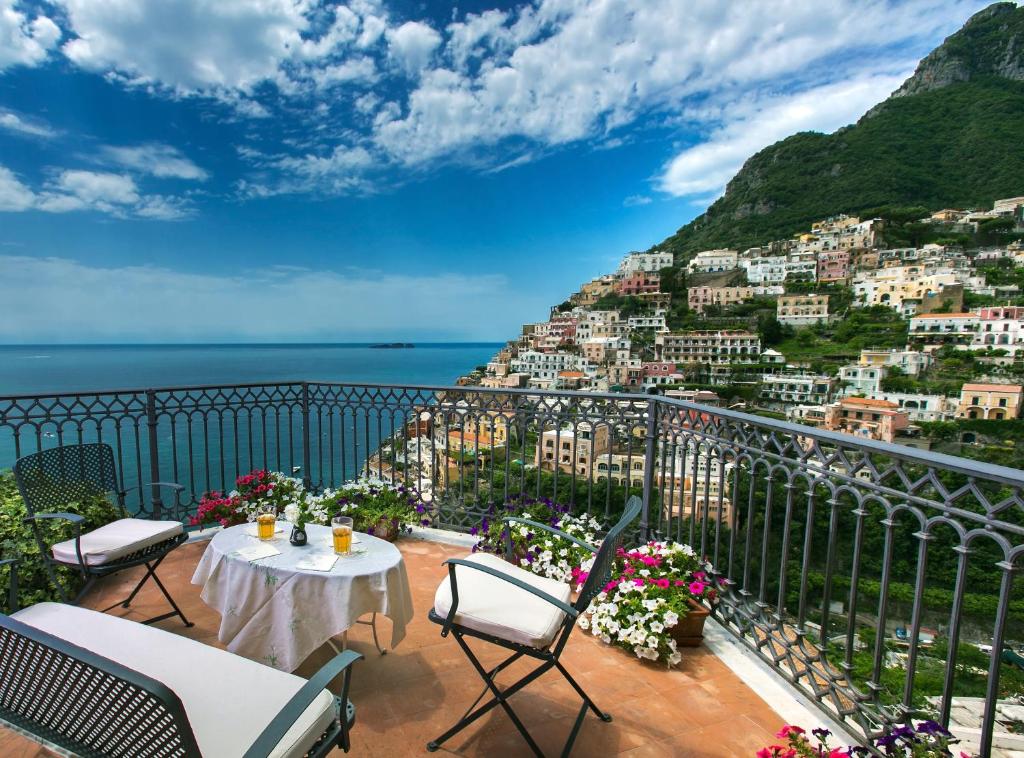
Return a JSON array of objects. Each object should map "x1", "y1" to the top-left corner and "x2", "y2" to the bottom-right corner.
[
  {"x1": 817, "y1": 250, "x2": 851, "y2": 283},
  {"x1": 618, "y1": 272, "x2": 661, "y2": 296},
  {"x1": 643, "y1": 362, "x2": 677, "y2": 377}
]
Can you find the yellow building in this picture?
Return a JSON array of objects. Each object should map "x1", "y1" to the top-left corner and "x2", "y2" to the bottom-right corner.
[{"x1": 958, "y1": 383, "x2": 1023, "y2": 420}]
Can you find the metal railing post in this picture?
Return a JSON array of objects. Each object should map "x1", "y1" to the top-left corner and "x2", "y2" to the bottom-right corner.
[
  {"x1": 640, "y1": 397, "x2": 659, "y2": 541},
  {"x1": 145, "y1": 389, "x2": 164, "y2": 520},
  {"x1": 301, "y1": 382, "x2": 312, "y2": 491}
]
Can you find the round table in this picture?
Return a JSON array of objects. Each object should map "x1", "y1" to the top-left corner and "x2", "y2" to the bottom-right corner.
[{"x1": 191, "y1": 522, "x2": 414, "y2": 672}]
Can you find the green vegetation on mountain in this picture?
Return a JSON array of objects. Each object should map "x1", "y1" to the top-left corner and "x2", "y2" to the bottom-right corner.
[{"x1": 654, "y1": 2, "x2": 1024, "y2": 260}]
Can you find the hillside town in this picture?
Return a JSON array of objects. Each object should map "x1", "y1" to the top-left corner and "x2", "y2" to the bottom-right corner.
[{"x1": 461, "y1": 198, "x2": 1024, "y2": 447}]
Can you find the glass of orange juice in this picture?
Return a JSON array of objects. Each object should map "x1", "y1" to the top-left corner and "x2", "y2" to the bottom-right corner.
[
  {"x1": 332, "y1": 516, "x2": 353, "y2": 555},
  {"x1": 256, "y1": 505, "x2": 277, "y2": 540}
]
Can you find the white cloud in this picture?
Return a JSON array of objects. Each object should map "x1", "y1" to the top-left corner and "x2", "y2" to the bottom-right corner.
[
  {"x1": 0, "y1": 255, "x2": 543, "y2": 341},
  {"x1": 0, "y1": 0, "x2": 60, "y2": 71},
  {"x1": 623, "y1": 194, "x2": 651, "y2": 207},
  {"x1": 57, "y1": 0, "x2": 312, "y2": 94},
  {"x1": 0, "y1": 110, "x2": 57, "y2": 138},
  {"x1": 386, "y1": 20, "x2": 441, "y2": 76},
  {"x1": 39, "y1": 0, "x2": 988, "y2": 196},
  {"x1": 372, "y1": 0, "x2": 985, "y2": 166},
  {"x1": 99, "y1": 143, "x2": 209, "y2": 180},
  {"x1": 0, "y1": 165, "x2": 195, "y2": 220},
  {"x1": 0, "y1": 166, "x2": 35, "y2": 211},
  {"x1": 311, "y1": 56, "x2": 377, "y2": 88},
  {"x1": 658, "y1": 69, "x2": 911, "y2": 197}
]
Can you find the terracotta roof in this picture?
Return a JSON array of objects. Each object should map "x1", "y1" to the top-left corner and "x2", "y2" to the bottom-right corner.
[
  {"x1": 558, "y1": 371, "x2": 585, "y2": 378},
  {"x1": 910, "y1": 312, "x2": 976, "y2": 319},
  {"x1": 839, "y1": 397, "x2": 898, "y2": 409},
  {"x1": 962, "y1": 383, "x2": 1023, "y2": 393}
]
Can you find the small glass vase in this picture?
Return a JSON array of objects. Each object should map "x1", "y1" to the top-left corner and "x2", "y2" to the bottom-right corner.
[{"x1": 289, "y1": 525, "x2": 308, "y2": 546}]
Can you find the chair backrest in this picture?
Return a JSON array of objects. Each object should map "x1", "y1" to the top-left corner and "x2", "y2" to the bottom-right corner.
[
  {"x1": 0, "y1": 614, "x2": 201, "y2": 757},
  {"x1": 574, "y1": 496, "x2": 643, "y2": 614},
  {"x1": 13, "y1": 443, "x2": 123, "y2": 517}
]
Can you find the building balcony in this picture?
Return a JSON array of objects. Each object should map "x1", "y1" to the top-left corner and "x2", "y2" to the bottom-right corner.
[{"x1": 1, "y1": 381, "x2": 1023, "y2": 756}]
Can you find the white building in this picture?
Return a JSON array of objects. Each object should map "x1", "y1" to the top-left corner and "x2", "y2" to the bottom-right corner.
[
  {"x1": 760, "y1": 374, "x2": 835, "y2": 406},
  {"x1": 840, "y1": 364, "x2": 886, "y2": 395},
  {"x1": 688, "y1": 249, "x2": 739, "y2": 273},
  {"x1": 864, "y1": 392, "x2": 958, "y2": 422},
  {"x1": 627, "y1": 314, "x2": 669, "y2": 332},
  {"x1": 509, "y1": 350, "x2": 591, "y2": 383},
  {"x1": 655, "y1": 331, "x2": 761, "y2": 364},
  {"x1": 972, "y1": 306, "x2": 1024, "y2": 356},
  {"x1": 743, "y1": 255, "x2": 788, "y2": 286},
  {"x1": 618, "y1": 251, "x2": 674, "y2": 275},
  {"x1": 858, "y1": 349, "x2": 932, "y2": 377},
  {"x1": 908, "y1": 312, "x2": 980, "y2": 346}
]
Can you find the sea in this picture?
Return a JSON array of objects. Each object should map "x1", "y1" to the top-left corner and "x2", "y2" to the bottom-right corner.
[
  {"x1": 0, "y1": 343, "x2": 501, "y2": 396},
  {"x1": 0, "y1": 343, "x2": 501, "y2": 502}
]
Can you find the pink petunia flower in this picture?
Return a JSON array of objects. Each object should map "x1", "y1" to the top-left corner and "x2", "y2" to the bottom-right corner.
[
  {"x1": 689, "y1": 581, "x2": 706, "y2": 595},
  {"x1": 775, "y1": 725, "x2": 805, "y2": 739}
]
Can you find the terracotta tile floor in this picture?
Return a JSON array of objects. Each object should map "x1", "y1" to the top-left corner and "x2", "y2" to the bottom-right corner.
[{"x1": 1, "y1": 538, "x2": 786, "y2": 757}]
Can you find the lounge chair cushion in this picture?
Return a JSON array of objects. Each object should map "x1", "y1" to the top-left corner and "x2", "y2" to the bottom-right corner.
[
  {"x1": 12, "y1": 603, "x2": 337, "y2": 758},
  {"x1": 433, "y1": 552, "x2": 571, "y2": 648},
  {"x1": 51, "y1": 518, "x2": 183, "y2": 566}
]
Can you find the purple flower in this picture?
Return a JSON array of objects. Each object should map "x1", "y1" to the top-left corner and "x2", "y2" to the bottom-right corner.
[
  {"x1": 470, "y1": 526, "x2": 479, "y2": 536},
  {"x1": 415, "y1": 504, "x2": 426, "y2": 513},
  {"x1": 420, "y1": 518, "x2": 431, "y2": 526},
  {"x1": 811, "y1": 728, "x2": 831, "y2": 742},
  {"x1": 915, "y1": 721, "x2": 950, "y2": 737},
  {"x1": 524, "y1": 552, "x2": 534, "y2": 564},
  {"x1": 367, "y1": 526, "x2": 375, "y2": 535}
]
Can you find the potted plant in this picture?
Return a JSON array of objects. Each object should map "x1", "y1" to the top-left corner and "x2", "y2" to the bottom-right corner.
[
  {"x1": 190, "y1": 469, "x2": 314, "y2": 529},
  {"x1": 320, "y1": 478, "x2": 426, "y2": 541},
  {"x1": 472, "y1": 495, "x2": 601, "y2": 585},
  {"x1": 578, "y1": 540, "x2": 721, "y2": 666}
]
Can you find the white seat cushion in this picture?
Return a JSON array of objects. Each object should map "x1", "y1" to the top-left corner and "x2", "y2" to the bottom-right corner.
[
  {"x1": 12, "y1": 603, "x2": 338, "y2": 758},
  {"x1": 433, "y1": 552, "x2": 571, "y2": 649},
  {"x1": 51, "y1": 518, "x2": 183, "y2": 566}
]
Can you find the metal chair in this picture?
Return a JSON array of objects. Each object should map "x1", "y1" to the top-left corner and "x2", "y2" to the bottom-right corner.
[
  {"x1": 13, "y1": 442, "x2": 193, "y2": 627},
  {"x1": 427, "y1": 496, "x2": 642, "y2": 757}
]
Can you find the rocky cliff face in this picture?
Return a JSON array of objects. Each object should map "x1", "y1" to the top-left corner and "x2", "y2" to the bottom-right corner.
[{"x1": 887, "y1": 2, "x2": 1023, "y2": 100}]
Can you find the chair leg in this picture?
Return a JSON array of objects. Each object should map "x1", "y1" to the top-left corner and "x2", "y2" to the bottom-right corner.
[
  {"x1": 70, "y1": 575, "x2": 96, "y2": 605},
  {"x1": 555, "y1": 661, "x2": 612, "y2": 722},
  {"x1": 146, "y1": 562, "x2": 194, "y2": 627},
  {"x1": 427, "y1": 633, "x2": 551, "y2": 757},
  {"x1": 43, "y1": 558, "x2": 72, "y2": 604},
  {"x1": 120, "y1": 562, "x2": 157, "y2": 608},
  {"x1": 96, "y1": 555, "x2": 193, "y2": 627}
]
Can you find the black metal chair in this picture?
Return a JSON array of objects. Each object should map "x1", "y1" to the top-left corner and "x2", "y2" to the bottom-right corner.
[
  {"x1": 0, "y1": 558, "x2": 362, "y2": 758},
  {"x1": 13, "y1": 442, "x2": 192, "y2": 627},
  {"x1": 427, "y1": 496, "x2": 642, "y2": 757}
]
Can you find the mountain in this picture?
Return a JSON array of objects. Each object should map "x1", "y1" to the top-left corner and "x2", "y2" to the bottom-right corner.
[{"x1": 656, "y1": 2, "x2": 1024, "y2": 260}]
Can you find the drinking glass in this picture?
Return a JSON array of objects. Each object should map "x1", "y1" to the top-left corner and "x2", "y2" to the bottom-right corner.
[
  {"x1": 256, "y1": 504, "x2": 277, "y2": 540},
  {"x1": 332, "y1": 516, "x2": 353, "y2": 555}
]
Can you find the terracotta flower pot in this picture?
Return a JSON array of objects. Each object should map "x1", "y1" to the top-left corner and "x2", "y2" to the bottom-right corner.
[
  {"x1": 367, "y1": 516, "x2": 400, "y2": 542},
  {"x1": 670, "y1": 598, "x2": 711, "y2": 648}
]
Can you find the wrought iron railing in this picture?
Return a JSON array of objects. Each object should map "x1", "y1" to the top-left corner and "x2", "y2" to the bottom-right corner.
[{"x1": 2, "y1": 380, "x2": 1023, "y2": 755}]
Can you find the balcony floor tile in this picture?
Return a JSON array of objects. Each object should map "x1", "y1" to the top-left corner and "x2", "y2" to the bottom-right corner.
[{"x1": 2, "y1": 538, "x2": 786, "y2": 756}]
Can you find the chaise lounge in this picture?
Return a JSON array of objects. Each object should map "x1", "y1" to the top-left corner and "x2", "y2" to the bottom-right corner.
[{"x1": 0, "y1": 557, "x2": 361, "y2": 758}]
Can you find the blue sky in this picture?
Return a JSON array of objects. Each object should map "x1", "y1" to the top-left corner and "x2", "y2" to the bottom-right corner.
[{"x1": 0, "y1": 0, "x2": 992, "y2": 342}]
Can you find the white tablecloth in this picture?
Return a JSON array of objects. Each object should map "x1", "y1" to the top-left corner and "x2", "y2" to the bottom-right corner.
[{"x1": 191, "y1": 523, "x2": 414, "y2": 672}]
